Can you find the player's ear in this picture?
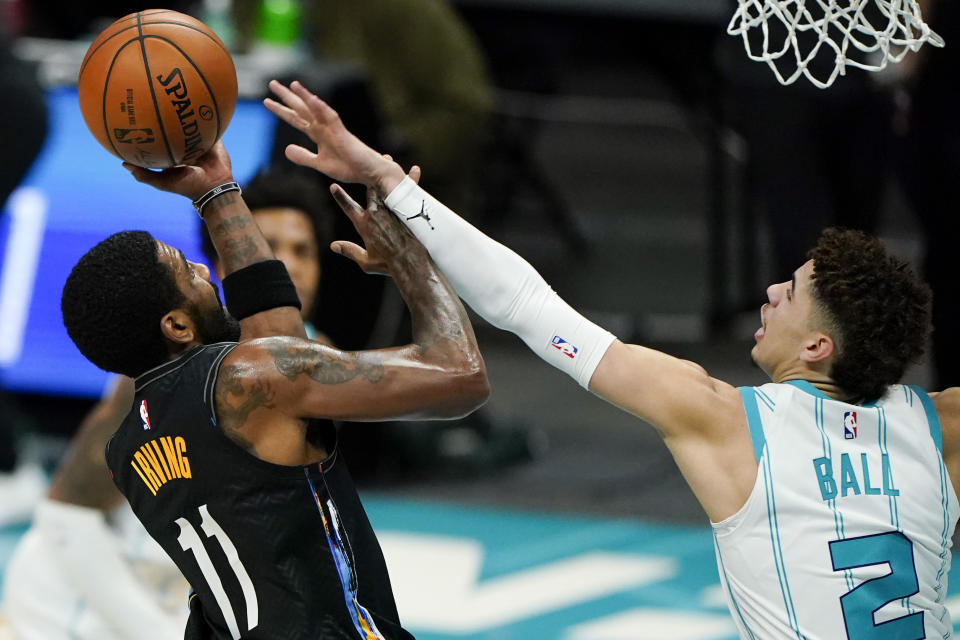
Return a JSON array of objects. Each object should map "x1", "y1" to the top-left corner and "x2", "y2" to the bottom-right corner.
[
  {"x1": 800, "y1": 332, "x2": 834, "y2": 364},
  {"x1": 160, "y1": 309, "x2": 196, "y2": 346}
]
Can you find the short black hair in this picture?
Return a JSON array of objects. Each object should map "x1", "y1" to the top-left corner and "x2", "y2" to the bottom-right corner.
[
  {"x1": 61, "y1": 230, "x2": 185, "y2": 377},
  {"x1": 200, "y1": 168, "x2": 334, "y2": 266},
  {"x1": 809, "y1": 228, "x2": 932, "y2": 402}
]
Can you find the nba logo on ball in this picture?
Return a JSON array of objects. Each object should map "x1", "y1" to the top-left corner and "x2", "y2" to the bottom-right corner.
[
  {"x1": 551, "y1": 335, "x2": 578, "y2": 359},
  {"x1": 843, "y1": 411, "x2": 858, "y2": 439}
]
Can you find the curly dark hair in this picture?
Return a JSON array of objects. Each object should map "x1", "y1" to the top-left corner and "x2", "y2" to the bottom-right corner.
[
  {"x1": 61, "y1": 230, "x2": 185, "y2": 377},
  {"x1": 808, "y1": 228, "x2": 932, "y2": 402},
  {"x1": 199, "y1": 167, "x2": 334, "y2": 267}
]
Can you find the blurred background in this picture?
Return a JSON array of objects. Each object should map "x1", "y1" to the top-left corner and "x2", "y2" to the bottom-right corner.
[{"x1": 1, "y1": 0, "x2": 957, "y2": 638}]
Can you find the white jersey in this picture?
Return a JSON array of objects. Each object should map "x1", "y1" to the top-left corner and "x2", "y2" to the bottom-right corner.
[
  {"x1": 2, "y1": 502, "x2": 188, "y2": 640},
  {"x1": 713, "y1": 381, "x2": 960, "y2": 640}
]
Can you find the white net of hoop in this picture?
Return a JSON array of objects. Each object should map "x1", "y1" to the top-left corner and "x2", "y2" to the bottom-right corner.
[{"x1": 728, "y1": 0, "x2": 944, "y2": 88}]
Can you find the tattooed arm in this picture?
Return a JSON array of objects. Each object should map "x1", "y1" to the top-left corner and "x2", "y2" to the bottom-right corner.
[
  {"x1": 124, "y1": 141, "x2": 305, "y2": 340},
  {"x1": 211, "y1": 187, "x2": 489, "y2": 464}
]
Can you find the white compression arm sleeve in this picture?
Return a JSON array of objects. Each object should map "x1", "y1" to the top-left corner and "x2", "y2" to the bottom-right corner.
[
  {"x1": 385, "y1": 177, "x2": 616, "y2": 388},
  {"x1": 34, "y1": 499, "x2": 183, "y2": 640}
]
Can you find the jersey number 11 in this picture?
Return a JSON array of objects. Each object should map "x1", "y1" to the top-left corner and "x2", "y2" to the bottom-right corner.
[{"x1": 176, "y1": 504, "x2": 260, "y2": 640}]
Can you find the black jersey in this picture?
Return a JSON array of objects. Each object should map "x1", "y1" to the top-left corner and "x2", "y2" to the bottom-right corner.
[{"x1": 105, "y1": 343, "x2": 414, "y2": 640}]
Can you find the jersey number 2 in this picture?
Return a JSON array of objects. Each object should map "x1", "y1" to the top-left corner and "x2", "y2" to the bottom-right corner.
[
  {"x1": 829, "y1": 531, "x2": 924, "y2": 640},
  {"x1": 176, "y1": 504, "x2": 259, "y2": 640}
]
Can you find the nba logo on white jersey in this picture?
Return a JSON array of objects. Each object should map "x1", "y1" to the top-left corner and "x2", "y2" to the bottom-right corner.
[
  {"x1": 843, "y1": 411, "x2": 857, "y2": 439},
  {"x1": 140, "y1": 400, "x2": 152, "y2": 431},
  {"x1": 550, "y1": 335, "x2": 578, "y2": 359}
]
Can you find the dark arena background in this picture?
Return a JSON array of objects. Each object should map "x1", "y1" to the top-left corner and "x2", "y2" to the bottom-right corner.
[{"x1": 1, "y1": 1, "x2": 956, "y2": 638}]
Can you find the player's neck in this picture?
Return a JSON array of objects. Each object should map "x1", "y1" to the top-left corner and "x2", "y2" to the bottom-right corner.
[
  {"x1": 167, "y1": 340, "x2": 204, "y2": 360},
  {"x1": 779, "y1": 375, "x2": 858, "y2": 403}
]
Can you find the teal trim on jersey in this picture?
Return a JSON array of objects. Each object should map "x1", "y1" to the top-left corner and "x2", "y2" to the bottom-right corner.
[
  {"x1": 761, "y1": 453, "x2": 803, "y2": 638},
  {"x1": 934, "y1": 455, "x2": 951, "y2": 608},
  {"x1": 877, "y1": 408, "x2": 898, "y2": 527},
  {"x1": 877, "y1": 408, "x2": 903, "y2": 578},
  {"x1": 738, "y1": 387, "x2": 767, "y2": 463},
  {"x1": 755, "y1": 388, "x2": 776, "y2": 411},
  {"x1": 784, "y1": 380, "x2": 832, "y2": 400},
  {"x1": 713, "y1": 533, "x2": 758, "y2": 640},
  {"x1": 909, "y1": 385, "x2": 942, "y2": 453},
  {"x1": 784, "y1": 379, "x2": 884, "y2": 407},
  {"x1": 907, "y1": 384, "x2": 949, "y2": 619}
]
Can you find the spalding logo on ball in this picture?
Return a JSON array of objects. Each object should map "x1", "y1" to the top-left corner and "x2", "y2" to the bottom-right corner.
[{"x1": 78, "y1": 9, "x2": 238, "y2": 169}]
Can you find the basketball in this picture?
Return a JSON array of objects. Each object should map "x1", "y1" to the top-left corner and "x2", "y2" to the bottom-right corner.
[{"x1": 77, "y1": 9, "x2": 238, "y2": 169}]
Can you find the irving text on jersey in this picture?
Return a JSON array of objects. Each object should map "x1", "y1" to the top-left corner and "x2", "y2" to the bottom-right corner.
[{"x1": 130, "y1": 436, "x2": 192, "y2": 496}]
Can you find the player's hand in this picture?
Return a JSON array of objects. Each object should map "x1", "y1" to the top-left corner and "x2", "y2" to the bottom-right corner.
[
  {"x1": 328, "y1": 184, "x2": 423, "y2": 276},
  {"x1": 122, "y1": 140, "x2": 235, "y2": 201},
  {"x1": 264, "y1": 80, "x2": 406, "y2": 196}
]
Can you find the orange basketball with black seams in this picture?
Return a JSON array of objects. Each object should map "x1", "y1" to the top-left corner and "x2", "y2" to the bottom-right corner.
[{"x1": 78, "y1": 9, "x2": 238, "y2": 169}]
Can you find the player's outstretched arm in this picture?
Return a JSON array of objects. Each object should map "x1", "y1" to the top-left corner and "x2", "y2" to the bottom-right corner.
[
  {"x1": 123, "y1": 141, "x2": 305, "y2": 341},
  {"x1": 264, "y1": 80, "x2": 733, "y2": 421},
  {"x1": 214, "y1": 185, "x2": 488, "y2": 434},
  {"x1": 266, "y1": 79, "x2": 757, "y2": 518}
]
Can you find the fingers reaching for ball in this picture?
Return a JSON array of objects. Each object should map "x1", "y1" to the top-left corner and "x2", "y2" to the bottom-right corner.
[{"x1": 264, "y1": 80, "x2": 406, "y2": 194}]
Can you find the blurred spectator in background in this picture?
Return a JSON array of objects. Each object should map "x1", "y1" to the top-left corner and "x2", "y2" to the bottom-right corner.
[
  {"x1": 200, "y1": 168, "x2": 334, "y2": 345},
  {"x1": 0, "y1": 21, "x2": 49, "y2": 527},
  {"x1": 898, "y1": 0, "x2": 960, "y2": 389}
]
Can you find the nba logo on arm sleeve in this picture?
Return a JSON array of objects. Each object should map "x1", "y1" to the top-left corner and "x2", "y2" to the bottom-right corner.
[
  {"x1": 843, "y1": 411, "x2": 857, "y2": 439},
  {"x1": 551, "y1": 335, "x2": 578, "y2": 359}
]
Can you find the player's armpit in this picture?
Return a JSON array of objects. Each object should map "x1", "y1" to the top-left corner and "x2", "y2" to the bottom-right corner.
[{"x1": 589, "y1": 340, "x2": 759, "y2": 521}]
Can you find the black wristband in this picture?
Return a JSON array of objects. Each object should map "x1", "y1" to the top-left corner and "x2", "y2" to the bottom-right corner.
[
  {"x1": 221, "y1": 260, "x2": 301, "y2": 320},
  {"x1": 193, "y1": 182, "x2": 241, "y2": 218}
]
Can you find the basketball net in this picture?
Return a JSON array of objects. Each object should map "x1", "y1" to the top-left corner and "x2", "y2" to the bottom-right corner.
[{"x1": 728, "y1": 0, "x2": 944, "y2": 88}]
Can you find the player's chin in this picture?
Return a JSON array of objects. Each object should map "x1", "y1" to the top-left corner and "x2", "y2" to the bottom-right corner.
[
  {"x1": 749, "y1": 346, "x2": 774, "y2": 377},
  {"x1": 749, "y1": 343, "x2": 764, "y2": 367},
  {"x1": 191, "y1": 304, "x2": 241, "y2": 344}
]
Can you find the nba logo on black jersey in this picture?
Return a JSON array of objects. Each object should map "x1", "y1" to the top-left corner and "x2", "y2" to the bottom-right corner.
[
  {"x1": 551, "y1": 335, "x2": 578, "y2": 359},
  {"x1": 140, "y1": 400, "x2": 152, "y2": 430},
  {"x1": 843, "y1": 411, "x2": 857, "y2": 439}
]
